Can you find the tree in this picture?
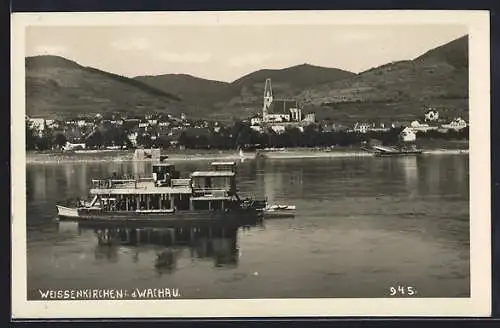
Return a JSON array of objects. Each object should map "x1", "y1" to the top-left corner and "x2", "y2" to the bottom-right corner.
[
  {"x1": 231, "y1": 121, "x2": 252, "y2": 148},
  {"x1": 25, "y1": 121, "x2": 37, "y2": 150},
  {"x1": 283, "y1": 127, "x2": 302, "y2": 147},
  {"x1": 54, "y1": 133, "x2": 67, "y2": 148},
  {"x1": 136, "y1": 133, "x2": 153, "y2": 148},
  {"x1": 35, "y1": 131, "x2": 53, "y2": 150},
  {"x1": 86, "y1": 130, "x2": 103, "y2": 148},
  {"x1": 177, "y1": 132, "x2": 192, "y2": 148}
]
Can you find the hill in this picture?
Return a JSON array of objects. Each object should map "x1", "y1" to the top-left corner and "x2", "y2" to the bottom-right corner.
[
  {"x1": 134, "y1": 74, "x2": 232, "y2": 108},
  {"x1": 25, "y1": 35, "x2": 469, "y2": 123},
  {"x1": 133, "y1": 64, "x2": 355, "y2": 121},
  {"x1": 297, "y1": 35, "x2": 469, "y2": 123},
  {"x1": 208, "y1": 64, "x2": 356, "y2": 120},
  {"x1": 415, "y1": 35, "x2": 468, "y2": 68},
  {"x1": 25, "y1": 55, "x2": 184, "y2": 119}
]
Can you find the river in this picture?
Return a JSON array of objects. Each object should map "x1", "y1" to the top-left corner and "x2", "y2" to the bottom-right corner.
[{"x1": 26, "y1": 155, "x2": 470, "y2": 299}]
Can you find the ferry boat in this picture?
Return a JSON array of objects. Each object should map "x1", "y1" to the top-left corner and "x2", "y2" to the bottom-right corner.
[{"x1": 56, "y1": 161, "x2": 264, "y2": 225}]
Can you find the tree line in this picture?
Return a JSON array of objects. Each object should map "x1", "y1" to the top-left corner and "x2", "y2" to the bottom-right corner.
[{"x1": 26, "y1": 121, "x2": 469, "y2": 151}]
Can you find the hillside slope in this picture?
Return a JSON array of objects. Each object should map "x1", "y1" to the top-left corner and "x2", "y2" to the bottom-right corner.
[
  {"x1": 133, "y1": 64, "x2": 355, "y2": 120},
  {"x1": 210, "y1": 64, "x2": 356, "y2": 119},
  {"x1": 25, "y1": 35, "x2": 468, "y2": 123},
  {"x1": 26, "y1": 55, "x2": 183, "y2": 119},
  {"x1": 298, "y1": 35, "x2": 469, "y2": 122},
  {"x1": 134, "y1": 74, "x2": 232, "y2": 107}
]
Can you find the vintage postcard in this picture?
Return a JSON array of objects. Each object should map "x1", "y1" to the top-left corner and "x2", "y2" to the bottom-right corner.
[{"x1": 11, "y1": 10, "x2": 491, "y2": 318}]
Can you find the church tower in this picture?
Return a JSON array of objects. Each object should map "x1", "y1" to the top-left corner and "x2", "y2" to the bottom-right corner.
[{"x1": 262, "y1": 78, "x2": 273, "y2": 120}]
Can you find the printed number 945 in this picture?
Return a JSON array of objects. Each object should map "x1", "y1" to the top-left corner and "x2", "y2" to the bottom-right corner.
[{"x1": 389, "y1": 286, "x2": 417, "y2": 296}]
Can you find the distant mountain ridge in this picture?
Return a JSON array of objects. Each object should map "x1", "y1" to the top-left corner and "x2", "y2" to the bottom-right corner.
[
  {"x1": 25, "y1": 35, "x2": 468, "y2": 122},
  {"x1": 134, "y1": 63, "x2": 355, "y2": 119}
]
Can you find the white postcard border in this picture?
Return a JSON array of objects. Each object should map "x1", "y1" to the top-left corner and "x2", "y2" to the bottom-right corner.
[{"x1": 11, "y1": 10, "x2": 491, "y2": 318}]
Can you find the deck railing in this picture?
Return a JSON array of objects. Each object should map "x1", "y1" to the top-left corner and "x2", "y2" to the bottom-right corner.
[
  {"x1": 192, "y1": 187, "x2": 232, "y2": 193},
  {"x1": 171, "y1": 179, "x2": 191, "y2": 187},
  {"x1": 91, "y1": 177, "x2": 194, "y2": 190},
  {"x1": 91, "y1": 179, "x2": 137, "y2": 189}
]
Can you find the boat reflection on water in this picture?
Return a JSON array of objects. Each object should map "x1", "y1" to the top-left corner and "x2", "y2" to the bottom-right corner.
[{"x1": 77, "y1": 221, "x2": 262, "y2": 274}]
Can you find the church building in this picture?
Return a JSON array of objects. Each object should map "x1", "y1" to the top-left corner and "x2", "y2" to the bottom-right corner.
[{"x1": 262, "y1": 78, "x2": 303, "y2": 123}]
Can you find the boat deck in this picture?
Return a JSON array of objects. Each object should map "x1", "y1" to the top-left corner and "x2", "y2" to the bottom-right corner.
[{"x1": 90, "y1": 181, "x2": 192, "y2": 195}]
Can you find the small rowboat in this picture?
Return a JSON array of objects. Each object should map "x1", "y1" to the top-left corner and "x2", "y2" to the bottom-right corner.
[{"x1": 262, "y1": 204, "x2": 296, "y2": 218}]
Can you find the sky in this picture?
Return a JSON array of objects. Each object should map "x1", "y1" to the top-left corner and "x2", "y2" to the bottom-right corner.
[{"x1": 25, "y1": 25, "x2": 467, "y2": 82}]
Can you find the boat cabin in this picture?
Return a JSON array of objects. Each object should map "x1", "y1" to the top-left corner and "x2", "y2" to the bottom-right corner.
[
  {"x1": 152, "y1": 163, "x2": 180, "y2": 187},
  {"x1": 190, "y1": 171, "x2": 237, "y2": 211},
  {"x1": 87, "y1": 162, "x2": 240, "y2": 213},
  {"x1": 210, "y1": 161, "x2": 237, "y2": 173}
]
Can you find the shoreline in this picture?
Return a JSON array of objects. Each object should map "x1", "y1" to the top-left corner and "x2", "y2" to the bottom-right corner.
[{"x1": 25, "y1": 147, "x2": 469, "y2": 164}]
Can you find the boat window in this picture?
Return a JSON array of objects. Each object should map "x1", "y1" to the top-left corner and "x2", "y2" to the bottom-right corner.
[
  {"x1": 212, "y1": 200, "x2": 222, "y2": 211},
  {"x1": 193, "y1": 200, "x2": 209, "y2": 211},
  {"x1": 174, "y1": 194, "x2": 190, "y2": 210}
]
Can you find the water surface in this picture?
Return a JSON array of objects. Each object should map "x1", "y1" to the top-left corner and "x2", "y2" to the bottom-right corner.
[{"x1": 26, "y1": 155, "x2": 470, "y2": 299}]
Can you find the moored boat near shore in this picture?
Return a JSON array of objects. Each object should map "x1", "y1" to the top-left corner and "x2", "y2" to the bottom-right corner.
[
  {"x1": 256, "y1": 147, "x2": 373, "y2": 159},
  {"x1": 262, "y1": 204, "x2": 296, "y2": 219},
  {"x1": 371, "y1": 145, "x2": 423, "y2": 157}
]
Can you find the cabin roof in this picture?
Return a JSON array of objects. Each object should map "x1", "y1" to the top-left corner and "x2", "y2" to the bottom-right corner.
[{"x1": 191, "y1": 171, "x2": 235, "y2": 177}]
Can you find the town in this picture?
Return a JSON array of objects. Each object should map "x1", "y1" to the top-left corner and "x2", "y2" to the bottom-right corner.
[{"x1": 25, "y1": 78, "x2": 469, "y2": 152}]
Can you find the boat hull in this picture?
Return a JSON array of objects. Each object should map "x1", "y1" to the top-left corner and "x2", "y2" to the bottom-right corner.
[
  {"x1": 56, "y1": 206, "x2": 262, "y2": 227},
  {"x1": 263, "y1": 211, "x2": 296, "y2": 219},
  {"x1": 56, "y1": 205, "x2": 80, "y2": 218},
  {"x1": 374, "y1": 151, "x2": 423, "y2": 157}
]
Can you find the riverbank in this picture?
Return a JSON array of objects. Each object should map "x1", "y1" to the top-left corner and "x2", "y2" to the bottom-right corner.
[
  {"x1": 25, "y1": 144, "x2": 469, "y2": 164},
  {"x1": 258, "y1": 148, "x2": 468, "y2": 159},
  {"x1": 25, "y1": 149, "x2": 255, "y2": 164}
]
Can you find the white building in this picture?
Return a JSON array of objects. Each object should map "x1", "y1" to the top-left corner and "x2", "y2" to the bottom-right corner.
[
  {"x1": 302, "y1": 113, "x2": 315, "y2": 124},
  {"x1": 45, "y1": 119, "x2": 55, "y2": 128},
  {"x1": 270, "y1": 125, "x2": 286, "y2": 134},
  {"x1": 424, "y1": 108, "x2": 439, "y2": 122},
  {"x1": 400, "y1": 127, "x2": 417, "y2": 142},
  {"x1": 63, "y1": 141, "x2": 86, "y2": 151},
  {"x1": 441, "y1": 117, "x2": 467, "y2": 131},
  {"x1": 27, "y1": 117, "x2": 46, "y2": 136},
  {"x1": 353, "y1": 122, "x2": 371, "y2": 133},
  {"x1": 409, "y1": 120, "x2": 438, "y2": 132},
  {"x1": 250, "y1": 116, "x2": 263, "y2": 126},
  {"x1": 127, "y1": 132, "x2": 138, "y2": 147},
  {"x1": 250, "y1": 125, "x2": 263, "y2": 133},
  {"x1": 28, "y1": 118, "x2": 45, "y2": 130}
]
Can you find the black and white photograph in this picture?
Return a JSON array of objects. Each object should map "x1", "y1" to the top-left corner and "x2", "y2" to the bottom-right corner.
[{"x1": 11, "y1": 10, "x2": 490, "y2": 318}]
